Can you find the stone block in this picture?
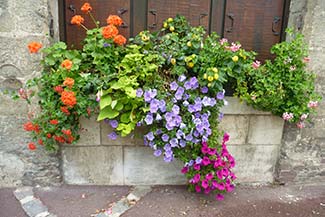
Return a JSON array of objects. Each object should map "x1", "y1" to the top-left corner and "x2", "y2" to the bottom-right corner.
[
  {"x1": 0, "y1": 36, "x2": 45, "y2": 79},
  {"x1": 101, "y1": 121, "x2": 145, "y2": 146},
  {"x1": 0, "y1": 151, "x2": 25, "y2": 187},
  {"x1": 248, "y1": 116, "x2": 284, "y2": 145},
  {"x1": 0, "y1": 0, "x2": 16, "y2": 32},
  {"x1": 124, "y1": 147, "x2": 187, "y2": 185},
  {"x1": 221, "y1": 97, "x2": 271, "y2": 115},
  {"x1": 220, "y1": 115, "x2": 249, "y2": 145},
  {"x1": 15, "y1": 0, "x2": 50, "y2": 34},
  {"x1": 0, "y1": 93, "x2": 28, "y2": 115},
  {"x1": 62, "y1": 146, "x2": 123, "y2": 185},
  {"x1": 77, "y1": 116, "x2": 100, "y2": 146},
  {"x1": 227, "y1": 145, "x2": 280, "y2": 183}
]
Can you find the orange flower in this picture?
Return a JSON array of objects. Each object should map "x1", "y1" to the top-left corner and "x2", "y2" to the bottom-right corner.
[
  {"x1": 114, "y1": 35, "x2": 127, "y2": 46},
  {"x1": 66, "y1": 135, "x2": 75, "y2": 144},
  {"x1": 28, "y1": 42, "x2": 42, "y2": 53},
  {"x1": 71, "y1": 15, "x2": 84, "y2": 26},
  {"x1": 63, "y1": 77, "x2": 75, "y2": 88},
  {"x1": 38, "y1": 139, "x2": 44, "y2": 145},
  {"x1": 61, "y1": 91, "x2": 77, "y2": 107},
  {"x1": 102, "y1": 25, "x2": 119, "y2": 39},
  {"x1": 61, "y1": 59, "x2": 73, "y2": 70},
  {"x1": 23, "y1": 122, "x2": 35, "y2": 131},
  {"x1": 28, "y1": 142, "x2": 36, "y2": 150},
  {"x1": 81, "y1": 3, "x2": 92, "y2": 13},
  {"x1": 106, "y1": 15, "x2": 123, "y2": 26},
  {"x1": 60, "y1": 106, "x2": 70, "y2": 115},
  {"x1": 54, "y1": 135, "x2": 65, "y2": 143},
  {"x1": 62, "y1": 129, "x2": 72, "y2": 135},
  {"x1": 50, "y1": 119, "x2": 59, "y2": 125}
]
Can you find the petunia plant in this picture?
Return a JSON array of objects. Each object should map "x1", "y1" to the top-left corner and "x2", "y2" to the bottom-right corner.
[{"x1": 14, "y1": 2, "x2": 321, "y2": 200}]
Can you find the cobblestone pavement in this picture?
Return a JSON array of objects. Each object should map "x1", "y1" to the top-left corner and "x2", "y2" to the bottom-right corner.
[{"x1": 0, "y1": 184, "x2": 324, "y2": 217}]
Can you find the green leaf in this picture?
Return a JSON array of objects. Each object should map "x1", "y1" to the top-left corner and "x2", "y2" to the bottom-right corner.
[
  {"x1": 111, "y1": 100, "x2": 118, "y2": 109},
  {"x1": 99, "y1": 95, "x2": 112, "y2": 110},
  {"x1": 97, "y1": 106, "x2": 119, "y2": 121}
]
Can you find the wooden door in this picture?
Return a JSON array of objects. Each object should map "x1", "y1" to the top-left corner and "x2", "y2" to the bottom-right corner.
[
  {"x1": 223, "y1": 0, "x2": 286, "y2": 61},
  {"x1": 147, "y1": 0, "x2": 211, "y2": 32},
  {"x1": 64, "y1": 0, "x2": 130, "y2": 48}
]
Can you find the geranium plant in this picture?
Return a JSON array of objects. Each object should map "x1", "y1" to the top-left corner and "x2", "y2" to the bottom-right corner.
[{"x1": 15, "y1": 2, "x2": 320, "y2": 200}]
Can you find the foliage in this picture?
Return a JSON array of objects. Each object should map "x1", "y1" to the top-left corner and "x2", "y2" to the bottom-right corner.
[{"x1": 234, "y1": 29, "x2": 321, "y2": 127}]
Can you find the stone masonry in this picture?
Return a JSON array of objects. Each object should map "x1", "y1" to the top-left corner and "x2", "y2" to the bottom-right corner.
[
  {"x1": 0, "y1": 0, "x2": 61, "y2": 187},
  {"x1": 276, "y1": 0, "x2": 325, "y2": 184}
]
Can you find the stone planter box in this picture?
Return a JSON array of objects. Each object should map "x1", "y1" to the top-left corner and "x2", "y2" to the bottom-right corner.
[{"x1": 62, "y1": 97, "x2": 284, "y2": 185}]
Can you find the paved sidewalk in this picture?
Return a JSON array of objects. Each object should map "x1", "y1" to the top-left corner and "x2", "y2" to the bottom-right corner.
[{"x1": 1, "y1": 184, "x2": 324, "y2": 217}]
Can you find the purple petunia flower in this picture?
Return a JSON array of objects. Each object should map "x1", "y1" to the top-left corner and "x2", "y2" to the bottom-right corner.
[
  {"x1": 150, "y1": 99, "x2": 160, "y2": 113},
  {"x1": 170, "y1": 81, "x2": 178, "y2": 91},
  {"x1": 172, "y1": 105, "x2": 180, "y2": 114},
  {"x1": 136, "y1": 88, "x2": 143, "y2": 97},
  {"x1": 155, "y1": 129, "x2": 163, "y2": 135},
  {"x1": 176, "y1": 129, "x2": 185, "y2": 139},
  {"x1": 162, "y1": 134, "x2": 169, "y2": 142},
  {"x1": 154, "y1": 149, "x2": 162, "y2": 157},
  {"x1": 170, "y1": 138, "x2": 178, "y2": 147},
  {"x1": 164, "y1": 143, "x2": 171, "y2": 151},
  {"x1": 146, "y1": 132, "x2": 155, "y2": 141},
  {"x1": 144, "y1": 113, "x2": 154, "y2": 125},
  {"x1": 216, "y1": 90, "x2": 225, "y2": 100},
  {"x1": 180, "y1": 123, "x2": 186, "y2": 129},
  {"x1": 188, "y1": 160, "x2": 194, "y2": 166},
  {"x1": 185, "y1": 133, "x2": 193, "y2": 141},
  {"x1": 175, "y1": 87, "x2": 185, "y2": 100},
  {"x1": 179, "y1": 139, "x2": 186, "y2": 147},
  {"x1": 109, "y1": 120, "x2": 119, "y2": 129},
  {"x1": 195, "y1": 156, "x2": 202, "y2": 164},
  {"x1": 183, "y1": 101, "x2": 189, "y2": 107},
  {"x1": 189, "y1": 77, "x2": 199, "y2": 89},
  {"x1": 136, "y1": 121, "x2": 142, "y2": 127},
  {"x1": 202, "y1": 96, "x2": 216, "y2": 107},
  {"x1": 103, "y1": 43, "x2": 111, "y2": 47},
  {"x1": 193, "y1": 174, "x2": 201, "y2": 183},
  {"x1": 184, "y1": 81, "x2": 191, "y2": 90},
  {"x1": 108, "y1": 132, "x2": 117, "y2": 140},
  {"x1": 183, "y1": 93, "x2": 190, "y2": 100},
  {"x1": 159, "y1": 100, "x2": 166, "y2": 112},
  {"x1": 144, "y1": 89, "x2": 157, "y2": 102},
  {"x1": 200, "y1": 86, "x2": 208, "y2": 94}
]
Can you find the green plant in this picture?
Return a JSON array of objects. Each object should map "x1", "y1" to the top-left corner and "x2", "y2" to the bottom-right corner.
[{"x1": 234, "y1": 29, "x2": 321, "y2": 127}]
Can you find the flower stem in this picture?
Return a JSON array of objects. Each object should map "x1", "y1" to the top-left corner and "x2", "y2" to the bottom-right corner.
[
  {"x1": 89, "y1": 12, "x2": 98, "y2": 28},
  {"x1": 80, "y1": 24, "x2": 88, "y2": 31}
]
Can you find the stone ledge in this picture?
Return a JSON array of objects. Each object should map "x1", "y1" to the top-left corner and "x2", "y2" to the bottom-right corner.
[{"x1": 221, "y1": 97, "x2": 272, "y2": 115}]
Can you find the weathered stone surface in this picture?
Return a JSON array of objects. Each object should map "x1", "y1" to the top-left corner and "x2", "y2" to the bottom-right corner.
[
  {"x1": 0, "y1": 36, "x2": 45, "y2": 79},
  {"x1": 0, "y1": 93, "x2": 28, "y2": 115},
  {"x1": 62, "y1": 146, "x2": 124, "y2": 185},
  {"x1": 124, "y1": 147, "x2": 187, "y2": 185},
  {"x1": 220, "y1": 115, "x2": 249, "y2": 145},
  {"x1": 221, "y1": 97, "x2": 271, "y2": 115},
  {"x1": 77, "y1": 116, "x2": 101, "y2": 146},
  {"x1": 15, "y1": 0, "x2": 50, "y2": 34},
  {"x1": 101, "y1": 121, "x2": 145, "y2": 146},
  {"x1": 228, "y1": 145, "x2": 280, "y2": 183},
  {"x1": 0, "y1": 151, "x2": 25, "y2": 187},
  {"x1": 248, "y1": 116, "x2": 284, "y2": 145}
]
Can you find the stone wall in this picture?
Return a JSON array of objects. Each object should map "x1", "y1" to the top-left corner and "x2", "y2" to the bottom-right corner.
[
  {"x1": 277, "y1": 0, "x2": 325, "y2": 184},
  {"x1": 0, "y1": 0, "x2": 61, "y2": 187},
  {"x1": 62, "y1": 98, "x2": 284, "y2": 185}
]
